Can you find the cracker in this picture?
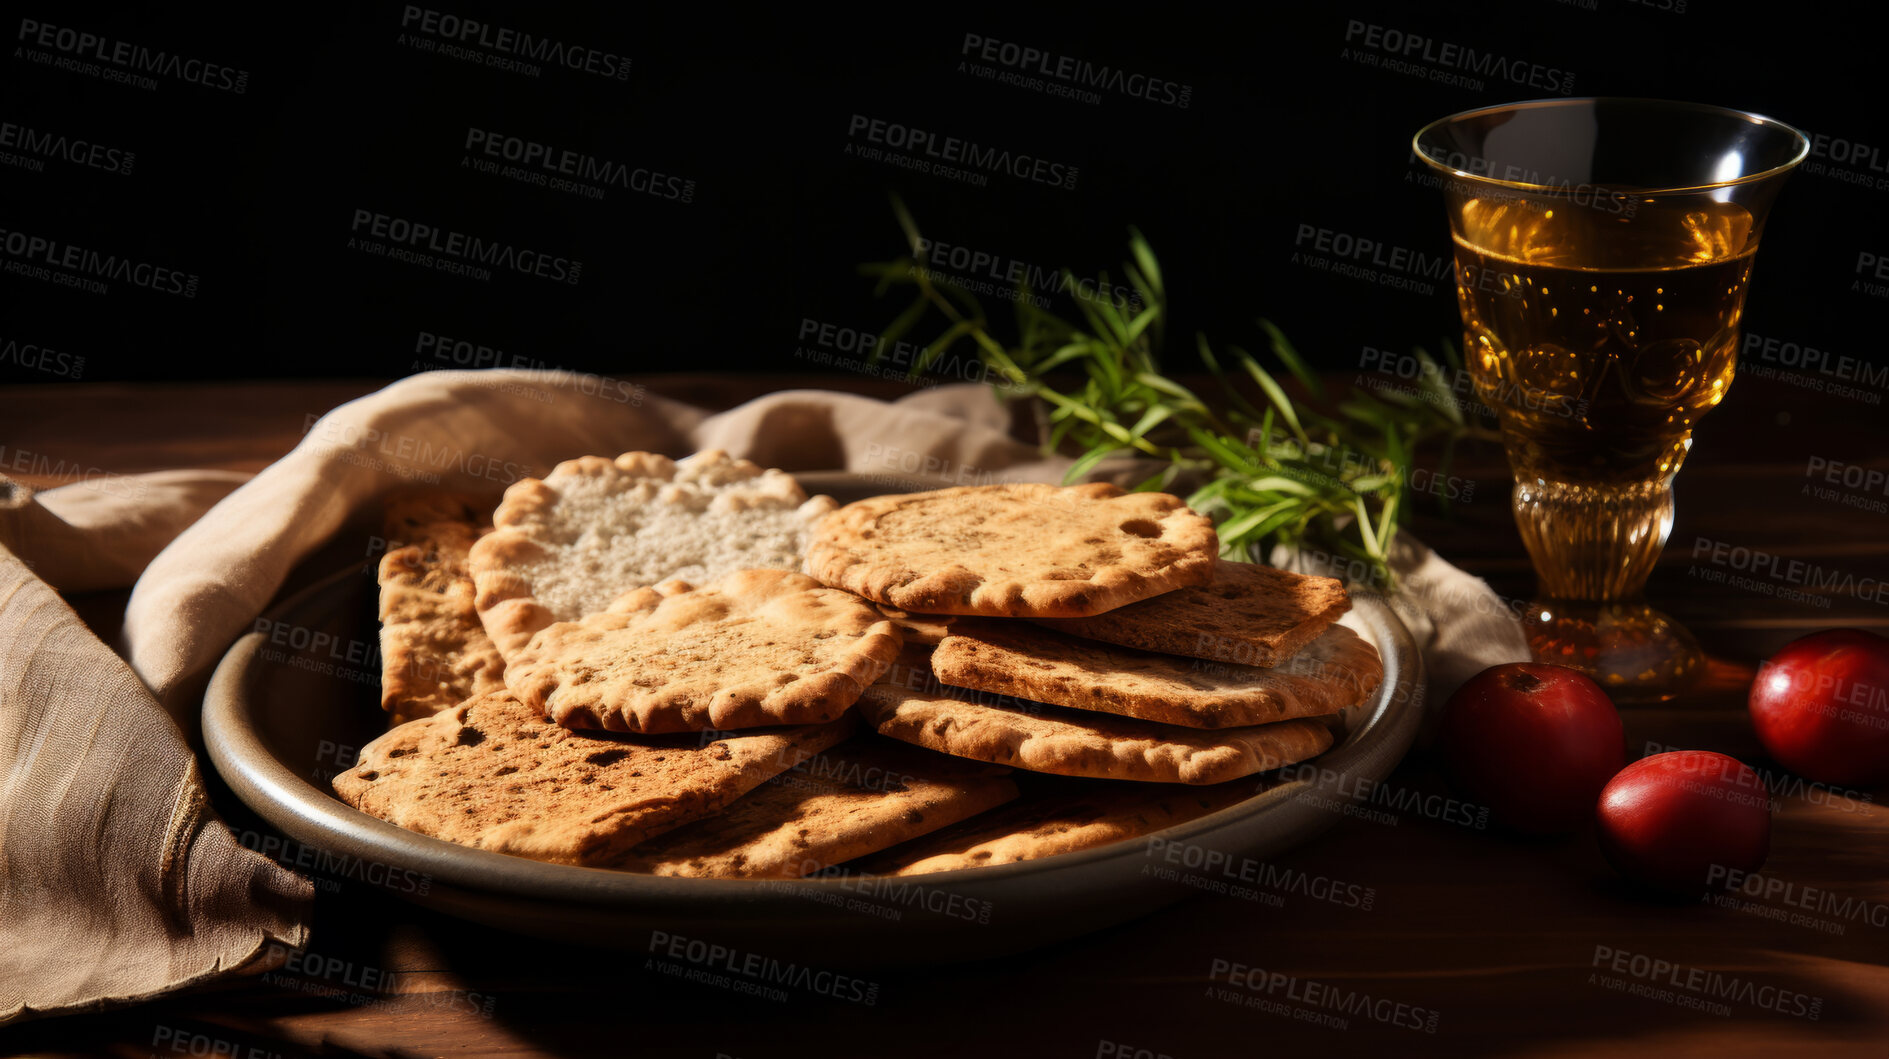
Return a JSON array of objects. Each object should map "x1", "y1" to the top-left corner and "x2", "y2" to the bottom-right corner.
[
  {"x1": 873, "y1": 605, "x2": 956, "y2": 646},
  {"x1": 805, "y1": 482, "x2": 1217, "y2": 618},
  {"x1": 1030, "y1": 558, "x2": 1352, "y2": 667},
  {"x1": 375, "y1": 493, "x2": 507, "y2": 724},
  {"x1": 331, "y1": 692, "x2": 854, "y2": 865},
  {"x1": 930, "y1": 622, "x2": 1381, "y2": 729},
  {"x1": 505, "y1": 569, "x2": 905, "y2": 734},
  {"x1": 615, "y1": 738, "x2": 1017, "y2": 877},
  {"x1": 469, "y1": 450, "x2": 838, "y2": 659},
  {"x1": 856, "y1": 648, "x2": 1334, "y2": 784},
  {"x1": 381, "y1": 491, "x2": 492, "y2": 547},
  {"x1": 860, "y1": 775, "x2": 1266, "y2": 876}
]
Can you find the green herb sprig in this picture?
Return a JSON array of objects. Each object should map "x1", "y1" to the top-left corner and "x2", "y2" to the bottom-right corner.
[{"x1": 858, "y1": 198, "x2": 1496, "y2": 589}]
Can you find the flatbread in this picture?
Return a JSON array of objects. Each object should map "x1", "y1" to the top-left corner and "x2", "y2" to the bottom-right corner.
[
  {"x1": 805, "y1": 482, "x2": 1217, "y2": 617},
  {"x1": 860, "y1": 775, "x2": 1266, "y2": 876},
  {"x1": 614, "y1": 738, "x2": 1017, "y2": 877},
  {"x1": 469, "y1": 450, "x2": 838, "y2": 659},
  {"x1": 1031, "y1": 558, "x2": 1352, "y2": 666},
  {"x1": 874, "y1": 605, "x2": 956, "y2": 646},
  {"x1": 856, "y1": 648, "x2": 1334, "y2": 784},
  {"x1": 381, "y1": 490, "x2": 494, "y2": 548},
  {"x1": 331, "y1": 691, "x2": 853, "y2": 865},
  {"x1": 505, "y1": 569, "x2": 904, "y2": 734},
  {"x1": 375, "y1": 493, "x2": 507, "y2": 725},
  {"x1": 930, "y1": 622, "x2": 1381, "y2": 729}
]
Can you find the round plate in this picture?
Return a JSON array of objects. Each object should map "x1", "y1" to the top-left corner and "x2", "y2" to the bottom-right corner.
[{"x1": 203, "y1": 473, "x2": 1423, "y2": 963}]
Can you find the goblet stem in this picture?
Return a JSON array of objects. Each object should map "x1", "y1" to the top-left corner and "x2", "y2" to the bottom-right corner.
[
  {"x1": 1512, "y1": 477, "x2": 1675, "y2": 601},
  {"x1": 1510, "y1": 475, "x2": 1705, "y2": 701}
]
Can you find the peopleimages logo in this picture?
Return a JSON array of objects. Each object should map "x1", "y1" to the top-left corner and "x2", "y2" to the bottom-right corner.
[
  {"x1": 1748, "y1": 333, "x2": 1877, "y2": 377},
  {"x1": 0, "y1": 119, "x2": 134, "y2": 176},
  {"x1": 1144, "y1": 836, "x2": 1378, "y2": 909},
  {"x1": 1208, "y1": 959, "x2": 1441, "y2": 1032},
  {"x1": 0, "y1": 444, "x2": 144, "y2": 499},
  {"x1": 1590, "y1": 944, "x2": 1822, "y2": 1020},
  {"x1": 349, "y1": 209, "x2": 582, "y2": 285},
  {"x1": 846, "y1": 114, "x2": 1079, "y2": 190},
  {"x1": 958, "y1": 33, "x2": 1193, "y2": 108},
  {"x1": 913, "y1": 236, "x2": 1139, "y2": 309},
  {"x1": 1342, "y1": 20, "x2": 1574, "y2": 94},
  {"x1": 647, "y1": 930, "x2": 880, "y2": 1006},
  {"x1": 237, "y1": 829, "x2": 431, "y2": 896},
  {"x1": 0, "y1": 335, "x2": 84, "y2": 379},
  {"x1": 1854, "y1": 250, "x2": 1889, "y2": 299},
  {"x1": 0, "y1": 227, "x2": 198, "y2": 297},
  {"x1": 462, "y1": 128, "x2": 695, "y2": 202},
  {"x1": 1801, "y1": 130, "x2": 1889, "y2": 192},
  {"x1": 15, "y1": 18, "x2": 249, "y2": 93},
  {"x1": 398, "y1": 6, "x2": 630, "y2": 80}
]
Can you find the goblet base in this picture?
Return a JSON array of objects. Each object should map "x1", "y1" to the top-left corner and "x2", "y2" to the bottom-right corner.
[{"x1": 1522, "y1": 599, "x2": 1706, "y2": 704}]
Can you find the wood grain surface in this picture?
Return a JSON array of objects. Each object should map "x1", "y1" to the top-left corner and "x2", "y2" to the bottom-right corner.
[{"x1": 1, "y1": 372, "x2": 1884, "y2": 1058}]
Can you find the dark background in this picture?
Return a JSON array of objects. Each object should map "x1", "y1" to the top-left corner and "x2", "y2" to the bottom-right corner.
[{"x1": 2, "y1": 2, "x2": 1883, "y2": 386}]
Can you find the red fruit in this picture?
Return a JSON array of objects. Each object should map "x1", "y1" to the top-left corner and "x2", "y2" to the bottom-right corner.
[
  {"x1": 1439, "y1": 662, "x2": 1624, "y2": 834},
  {"x1": 1748, "y1": 628, "x2": 1889, "y2": 788},
  {"x1": 1596, "y1": 751, "x2": 1771, "y2": 895}
]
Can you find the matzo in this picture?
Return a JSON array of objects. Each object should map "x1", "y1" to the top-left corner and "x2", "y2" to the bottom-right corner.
[
  {"x1": 505, "y1": 569, "x2": 904, "y2": 734},
  {"x1": 469, "y1": 450, "x2": 837, "y2": 659},
  {"x1": 805, "y1": 482, "x2": 1217, "y2": 618},
  {"x1": 331, "y1": 692, "x2": 853, "y2": 866}
]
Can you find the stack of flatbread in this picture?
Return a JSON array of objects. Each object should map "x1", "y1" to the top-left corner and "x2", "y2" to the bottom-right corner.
[{"x1": 333, "y1": 451, "x2": 1381, "y2": 878}]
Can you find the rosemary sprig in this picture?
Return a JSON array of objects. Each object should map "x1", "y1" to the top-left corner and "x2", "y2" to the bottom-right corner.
[{"x1": 859, "y1": 199, "x2": 1494, "y2": 589}]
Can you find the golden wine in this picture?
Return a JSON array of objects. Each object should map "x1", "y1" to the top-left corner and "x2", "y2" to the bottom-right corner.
[
  {"x1": 1451, "y1": 196, "x2": 1757, "y2": 604},
  {"x1": 1453, "y1": 196, "x2": 1755, "y2": 486}
]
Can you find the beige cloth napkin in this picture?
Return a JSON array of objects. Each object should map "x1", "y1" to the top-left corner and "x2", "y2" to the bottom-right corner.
[
  {"x1": 0, "y1": 545, "x2": 312, "y2": 1025},
  {"x1": 0, "y1": 370, "x2": 1526, "y2": 1023}
]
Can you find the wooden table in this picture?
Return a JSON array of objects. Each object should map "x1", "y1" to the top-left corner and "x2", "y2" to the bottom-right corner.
[{"x1": 2, "y1": 374, "x2": 1886, "y2": 1058}]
